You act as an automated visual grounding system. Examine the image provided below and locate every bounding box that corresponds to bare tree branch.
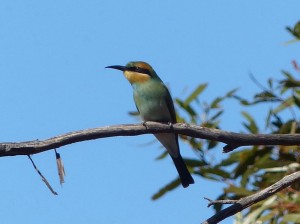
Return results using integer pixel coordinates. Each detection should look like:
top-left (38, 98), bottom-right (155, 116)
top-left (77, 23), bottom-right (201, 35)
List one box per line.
top-left (2, 122), bottom-right (300, 223)
top-left (201, 171), bottom-right (300, 224)
top-left (0, 122), bottom-right (300, 157)
top-left (204, 197), bottom-right (237, 207)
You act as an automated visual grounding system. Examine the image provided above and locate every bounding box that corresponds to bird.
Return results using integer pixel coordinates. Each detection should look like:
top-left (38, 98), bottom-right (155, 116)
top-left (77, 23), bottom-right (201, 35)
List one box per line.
top-left (106, 61), bottom-right (194, 188)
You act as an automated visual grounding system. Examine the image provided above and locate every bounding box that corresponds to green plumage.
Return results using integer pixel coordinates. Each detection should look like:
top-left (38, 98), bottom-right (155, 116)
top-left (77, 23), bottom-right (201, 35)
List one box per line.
top-left (106, 61), bottom-right (194, 188)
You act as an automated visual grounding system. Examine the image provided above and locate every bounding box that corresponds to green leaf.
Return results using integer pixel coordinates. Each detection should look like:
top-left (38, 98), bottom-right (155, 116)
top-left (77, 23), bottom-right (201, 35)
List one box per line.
top-left (241, 111), bottom-right (259, 134)
top-left (196, 167), bottom-right (230, 181)
top-left (257, 212), bottom-right (275, 222)
top-left (279, 120), bottom-right (294, 134)
top-left (234, 96), bottom-right (251, 105)
top-left (282, 79), bottom-right (300, 88)
top-left (254, 91), bottom-right (276, 100)
top-left (272, 97), bottom-right (294, 114)
top-left (243, 196), bottom-right (277, 224)
top-left (240, 166), bottom-right (254, 188)
top-left (224, 185), bottom-right (252, 196)
top-left (267, 78), bottom-right (273, 89)
top-left (284, 38), bottom-right (300, 45)
top-left (271, 113), bottom-right (283, 128)
top-left (219, 150), bottom-right (245, 166)
top-left (233, 147), bottom-right (259, 178)
top-left (293, 94), bottom-right (300, 108)
top-left (176, 113), bottom-right (186, 123)
top-left (280, 71), bottom-right (300, 88)
top-left (254, 153), bottom-right (277, 169)
top-left (203, 167), bottom-right (231, 179)
top-left (187, 137), bottom-right (203, 150)
top-left (184, 158), bottom-right (207, 167)
top-left (152, 178), bottom-right (181, 200)
top-left (265, 109), bottom-right (272, 128)
top-left (212, 193), bottom-right (228, 212)
top-left (282, 70), bottom-right (294, 79)
top-left (240, 100), bottom-right (251, 105)
top-left (210, 110), bottom-right (223, 121)
top-left (184, 83), bottom-right (207, 105)
top-left (155, 151), bottom-right (168, 160)
top-left (203, 121), bottom-right (220, 129)
top-left (225, 88), bottom-right (239, 97)
top-left (128, 111), bottom-right (139, 116)
top-left (282, 213), bottom-right (300, 222)
top-left (286, 21), bottom-right (300, 39)
top-left (210, 97), bottom-right (223, 108)
top-left (294, 21), bottom-right (300, 38)
top-left (175, 98), bottom-right (197, 117)
top-left (254, 172), bottom-right (284, 188)
top-left (279, 152), bottom-right (298, 162)
top-left (207, 140), bottom-right (218, 150)
top-left (295, 89), bottom-right (300, 95)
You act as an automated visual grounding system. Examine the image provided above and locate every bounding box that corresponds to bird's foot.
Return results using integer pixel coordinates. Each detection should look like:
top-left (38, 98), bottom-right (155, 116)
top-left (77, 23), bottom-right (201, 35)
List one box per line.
top-left (167, 122), bottom-right (174, 129)
top-left (142, 121), bottom-right (148, 129)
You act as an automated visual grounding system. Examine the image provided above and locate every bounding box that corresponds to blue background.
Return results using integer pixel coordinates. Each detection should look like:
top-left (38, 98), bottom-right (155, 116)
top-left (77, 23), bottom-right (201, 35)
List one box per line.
top-left (0, 1), bottom-right (299, 223)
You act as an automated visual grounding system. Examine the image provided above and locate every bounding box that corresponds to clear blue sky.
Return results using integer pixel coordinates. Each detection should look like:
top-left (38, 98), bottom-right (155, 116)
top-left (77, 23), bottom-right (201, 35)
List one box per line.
top-left (0, 1), bottom-right (299, 223)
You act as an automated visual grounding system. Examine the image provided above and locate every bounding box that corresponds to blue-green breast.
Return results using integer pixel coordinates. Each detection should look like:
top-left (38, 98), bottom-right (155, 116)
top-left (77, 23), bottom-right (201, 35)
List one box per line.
top-left (132, 80), bottom-right (173, 122)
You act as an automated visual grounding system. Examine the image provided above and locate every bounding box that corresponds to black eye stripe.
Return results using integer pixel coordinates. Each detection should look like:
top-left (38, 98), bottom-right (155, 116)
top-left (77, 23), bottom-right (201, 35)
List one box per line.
top-left (127, 66), bottom-right (151, 76)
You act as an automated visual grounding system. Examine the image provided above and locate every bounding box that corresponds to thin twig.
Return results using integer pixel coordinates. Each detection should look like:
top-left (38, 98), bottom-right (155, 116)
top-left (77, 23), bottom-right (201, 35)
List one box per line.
top-left (249, 72), bottom-right (270, 93)
top-left (249, 73), bottom-right (297, 121)
top-left (27, 155), bottom-right (58, 195)
top-left (204, 197), bottom-right (237, 207)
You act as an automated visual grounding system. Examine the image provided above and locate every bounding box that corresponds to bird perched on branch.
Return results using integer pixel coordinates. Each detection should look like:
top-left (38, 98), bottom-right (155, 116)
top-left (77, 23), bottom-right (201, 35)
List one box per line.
top-left (106, 61), bottom-right (194, 188)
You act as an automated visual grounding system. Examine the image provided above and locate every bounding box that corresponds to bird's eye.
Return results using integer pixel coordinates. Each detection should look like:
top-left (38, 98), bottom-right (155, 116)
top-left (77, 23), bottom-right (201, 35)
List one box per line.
top-left (129, 66), bottom-right (149, 75)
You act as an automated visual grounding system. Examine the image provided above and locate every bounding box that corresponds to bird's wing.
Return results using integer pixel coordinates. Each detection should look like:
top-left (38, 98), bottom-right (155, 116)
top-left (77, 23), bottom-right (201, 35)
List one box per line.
top-left (157, 84), bottom-right (180, 158)
top-left (162, 85), bottom-right (177, 123)
top-left (133, 92), bottom-right (140, 114)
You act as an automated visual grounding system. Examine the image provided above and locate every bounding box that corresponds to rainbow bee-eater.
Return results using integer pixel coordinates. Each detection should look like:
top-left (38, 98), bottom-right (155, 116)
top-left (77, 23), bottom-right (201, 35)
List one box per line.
top-left (106, 61), bottom-right (194, 188)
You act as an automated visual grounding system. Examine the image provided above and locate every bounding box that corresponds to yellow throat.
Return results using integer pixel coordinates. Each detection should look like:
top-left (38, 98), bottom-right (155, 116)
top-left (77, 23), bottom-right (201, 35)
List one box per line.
top-left (124, 71), bottom-right (151, 84)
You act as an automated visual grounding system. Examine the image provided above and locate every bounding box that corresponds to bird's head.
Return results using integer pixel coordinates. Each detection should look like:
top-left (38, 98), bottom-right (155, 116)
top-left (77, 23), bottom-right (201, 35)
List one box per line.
top-left (106, 61), bottom-right (159, 84)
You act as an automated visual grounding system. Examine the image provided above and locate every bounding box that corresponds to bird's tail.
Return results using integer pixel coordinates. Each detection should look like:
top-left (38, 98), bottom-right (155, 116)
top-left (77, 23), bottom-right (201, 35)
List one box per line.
top-left (171, 155), bottom-right (194, 188)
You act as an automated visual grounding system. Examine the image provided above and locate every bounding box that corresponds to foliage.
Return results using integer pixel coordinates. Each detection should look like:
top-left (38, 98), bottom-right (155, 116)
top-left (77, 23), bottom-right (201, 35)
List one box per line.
top-left (286, 21), bottom-right (300, 44)
top-left (152, 21), bottom-right (300, 223)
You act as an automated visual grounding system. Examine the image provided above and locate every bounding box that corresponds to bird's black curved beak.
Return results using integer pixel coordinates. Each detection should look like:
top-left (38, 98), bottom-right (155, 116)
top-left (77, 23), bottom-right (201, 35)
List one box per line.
top-left (105, 65), bottom-right (127, 71)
